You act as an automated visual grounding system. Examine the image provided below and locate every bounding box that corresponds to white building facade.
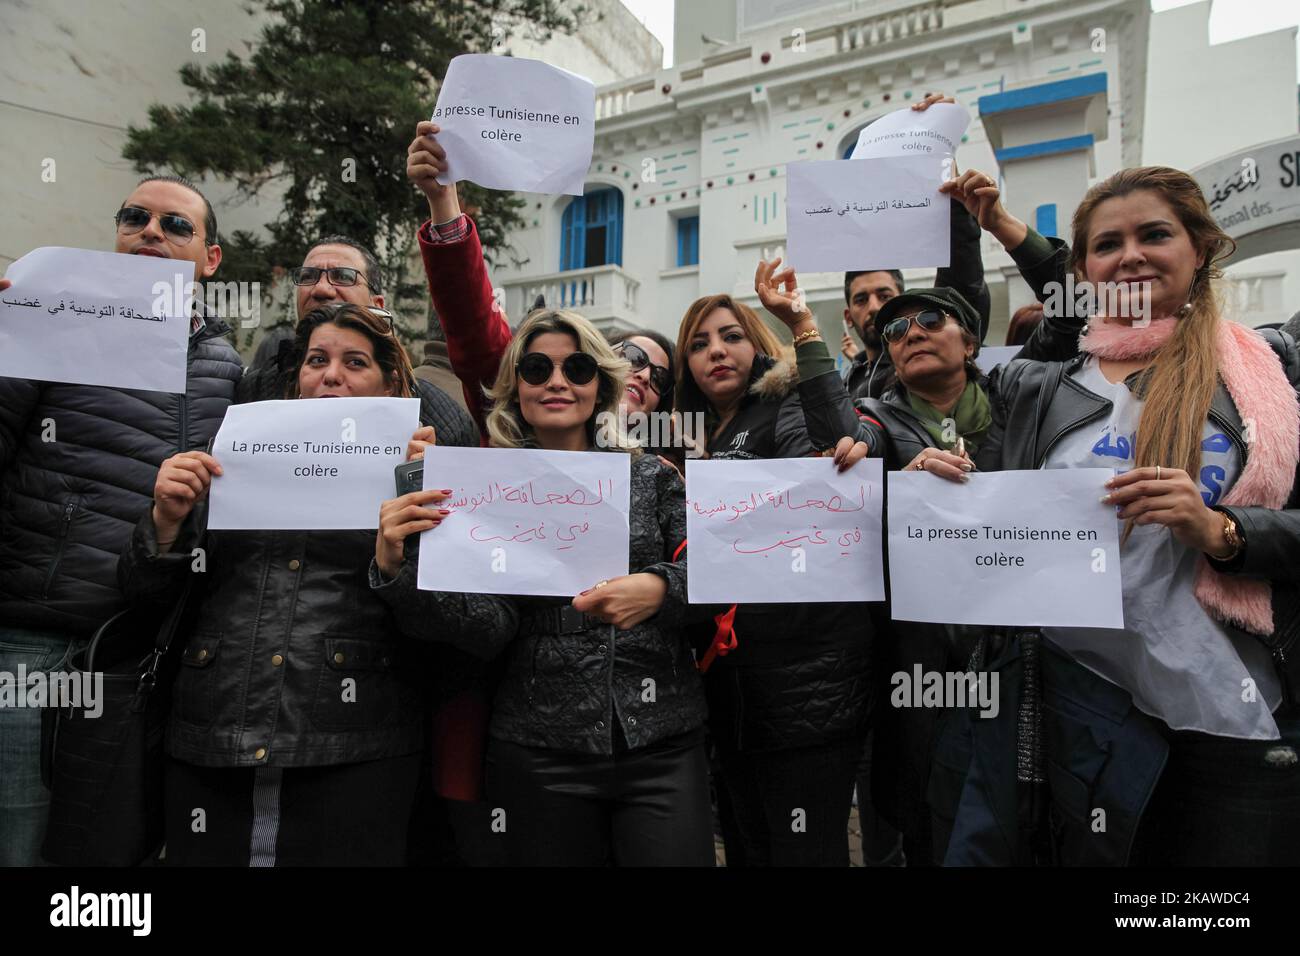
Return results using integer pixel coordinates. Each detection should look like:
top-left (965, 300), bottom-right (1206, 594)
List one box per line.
top-left (492, 0), bottom-right (1300, 345)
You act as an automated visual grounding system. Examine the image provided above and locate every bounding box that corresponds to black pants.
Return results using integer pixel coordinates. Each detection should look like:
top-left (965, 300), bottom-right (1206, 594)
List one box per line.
top-left (163, 753), bottom-right (421, 866)
top-left (1129, 713), bottom-right (1300, 866)
top-left (485, 729), bottom-right (714, 866)
top-left (715, 735), bottom-right (860, 866)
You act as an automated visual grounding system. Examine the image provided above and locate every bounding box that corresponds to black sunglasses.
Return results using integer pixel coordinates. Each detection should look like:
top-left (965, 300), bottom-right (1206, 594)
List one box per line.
top-left (517, 351), bottom-right (599, 387)
top-left (114, 206), bottom-right (205, 246)
top-left (881, 309), bottom-right (950, 344)
top-left (291, 266), bottom-right (378, 293)
top-left (616, 342), bottom-right (672, 395)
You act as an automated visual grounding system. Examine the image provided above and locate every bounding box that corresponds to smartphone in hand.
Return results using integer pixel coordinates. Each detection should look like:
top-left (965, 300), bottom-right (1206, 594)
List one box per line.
top-left (394, 460), bottom-right (424, 496)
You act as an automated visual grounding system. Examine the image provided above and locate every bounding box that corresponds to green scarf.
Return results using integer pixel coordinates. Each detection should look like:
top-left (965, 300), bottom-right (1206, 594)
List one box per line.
top-left (906, 379), bottom-right (992, 453)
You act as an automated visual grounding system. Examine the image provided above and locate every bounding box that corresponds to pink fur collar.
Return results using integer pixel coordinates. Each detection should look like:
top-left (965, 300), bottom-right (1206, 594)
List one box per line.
top-left (1080, 316), bottom-right (1299, 635)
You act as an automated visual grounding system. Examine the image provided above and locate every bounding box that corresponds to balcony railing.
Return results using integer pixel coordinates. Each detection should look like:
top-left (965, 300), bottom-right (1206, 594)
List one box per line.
top-left (502, 264), bottom-right (641, 331)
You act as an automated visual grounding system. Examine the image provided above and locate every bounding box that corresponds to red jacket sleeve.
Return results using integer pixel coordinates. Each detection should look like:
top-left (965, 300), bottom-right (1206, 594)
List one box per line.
top-left (417, 217), bottom-right (512, 444)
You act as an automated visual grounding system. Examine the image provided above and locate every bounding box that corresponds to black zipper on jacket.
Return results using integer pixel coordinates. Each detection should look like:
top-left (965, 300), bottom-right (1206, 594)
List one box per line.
top-left (42, 497), bottom-right (80, 600)
top-left (178, 380), bottom-right (190, 452)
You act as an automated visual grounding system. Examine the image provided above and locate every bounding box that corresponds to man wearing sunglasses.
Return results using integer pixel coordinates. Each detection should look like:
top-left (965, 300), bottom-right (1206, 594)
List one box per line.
top-left (0, 174), bottom-right (243, 865)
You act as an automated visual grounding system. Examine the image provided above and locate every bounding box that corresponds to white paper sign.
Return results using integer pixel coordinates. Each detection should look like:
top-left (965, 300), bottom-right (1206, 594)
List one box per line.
top-left (685, 458), bottom-right (885, 604)
top-left (787, 157), bottom-right (950, 271)
top-left (432, 54), bottom-right (595, 196)
top-left (850, 103), bottom-right (971, 162)
top-left (887, 468), bottom-right (1123, 628)
top-left (207, 398), bottom-right (420, 530)
top-left (0, 247), bottom-right (195, 393)
top-left (974, 346), bottom-right (1023, 374)
top-left (416, 447), bottom-right (630, 597)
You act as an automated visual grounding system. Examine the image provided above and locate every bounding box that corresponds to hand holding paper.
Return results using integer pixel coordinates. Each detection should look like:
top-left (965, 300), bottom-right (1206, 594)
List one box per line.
top-left (430, 54), bottom-right (595, 196)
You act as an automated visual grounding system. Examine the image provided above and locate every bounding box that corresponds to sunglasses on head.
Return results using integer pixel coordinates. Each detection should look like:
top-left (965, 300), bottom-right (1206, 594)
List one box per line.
top-left (616, 342), bottom-right (672, 395)
top-left (115, 206), bottom-right (205, 245)
top-left (881, 309), bottom-right (951, 344)
top-left (516, 351), bottom-right (599, 387)
top-left (291, 266), bottom-right (377, 292)
top-left (306, 302), bottom-right (396, 334)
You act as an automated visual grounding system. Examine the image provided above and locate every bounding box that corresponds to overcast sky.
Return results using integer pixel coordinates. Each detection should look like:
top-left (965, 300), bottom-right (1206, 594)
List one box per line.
top-left (618, 0), bottom-right (1300, 75)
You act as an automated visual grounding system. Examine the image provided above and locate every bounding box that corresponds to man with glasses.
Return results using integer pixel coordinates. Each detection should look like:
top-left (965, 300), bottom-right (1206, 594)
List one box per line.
top-left (237, 234), bottom-right (476, 449)
top-left (0, 175), bottom-right (243, 865)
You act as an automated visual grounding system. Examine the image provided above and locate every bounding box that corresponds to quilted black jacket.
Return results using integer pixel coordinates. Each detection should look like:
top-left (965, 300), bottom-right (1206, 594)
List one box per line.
top-left (702, 352), bottom-right (874, 752)
top-left (0, 317), bottom-right (242, 635)
top-left (371, 451), bottom-right (708, 755)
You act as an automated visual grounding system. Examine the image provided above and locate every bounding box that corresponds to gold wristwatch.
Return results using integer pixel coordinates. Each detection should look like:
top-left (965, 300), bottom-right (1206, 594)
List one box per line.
top-left (1214, 509), bottom-right (1243, 561)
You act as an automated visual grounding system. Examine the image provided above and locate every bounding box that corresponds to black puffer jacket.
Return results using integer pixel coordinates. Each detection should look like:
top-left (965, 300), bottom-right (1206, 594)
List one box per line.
top-left (371, 452), bottom-right (707, 756)
top-left (701, 352), bottom-right (873, 752)
top-left (0, 318), bottom-right (242, 635)
top-left (115, 388), bottom-right (474, 768)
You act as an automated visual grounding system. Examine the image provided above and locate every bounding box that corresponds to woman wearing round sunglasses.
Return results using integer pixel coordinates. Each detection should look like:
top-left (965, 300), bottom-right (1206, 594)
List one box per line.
top-left (370, 308), bottom-right (716, 866)
top-left (118, 302), bottom-right (444, 866)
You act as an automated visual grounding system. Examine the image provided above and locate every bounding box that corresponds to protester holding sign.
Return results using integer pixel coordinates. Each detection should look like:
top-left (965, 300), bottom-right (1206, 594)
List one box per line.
top-left (406, 120), bottom-right (679, 463)
top-left (672, 293), bottom-right (872, 867)
top-left (931, 166), bottom-right (1300, 866)
top-left (117, 303), bottom-right (444, 866)
top-left (0, 175), bottom-right (242, 866)
top-left (370, 308), bottom-right (715, 866)
top-left (754, 173), bottom-right (1088, 862)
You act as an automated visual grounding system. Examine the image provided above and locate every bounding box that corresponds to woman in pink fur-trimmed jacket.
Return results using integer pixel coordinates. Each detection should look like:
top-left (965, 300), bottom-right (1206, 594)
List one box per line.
top-left (929, 165), bottom-right (1300, 867)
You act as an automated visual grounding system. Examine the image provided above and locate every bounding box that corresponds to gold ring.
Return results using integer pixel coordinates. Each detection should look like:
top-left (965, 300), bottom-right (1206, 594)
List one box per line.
top-left (1156, 466), bottom-right (1162, 481)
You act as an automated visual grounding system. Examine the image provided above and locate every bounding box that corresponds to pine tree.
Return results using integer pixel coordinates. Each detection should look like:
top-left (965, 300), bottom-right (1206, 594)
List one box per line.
top-left (123, 0), bottom-right (588, 341)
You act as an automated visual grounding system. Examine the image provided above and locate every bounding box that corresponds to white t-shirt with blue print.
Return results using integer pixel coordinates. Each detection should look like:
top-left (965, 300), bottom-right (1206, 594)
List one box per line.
top-left (1041, 357), bottom-right (1280, 740)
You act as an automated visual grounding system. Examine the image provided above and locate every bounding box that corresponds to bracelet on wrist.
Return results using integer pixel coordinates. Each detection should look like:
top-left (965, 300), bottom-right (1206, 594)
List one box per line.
top-left (792, 328), bottom-right (822, 347)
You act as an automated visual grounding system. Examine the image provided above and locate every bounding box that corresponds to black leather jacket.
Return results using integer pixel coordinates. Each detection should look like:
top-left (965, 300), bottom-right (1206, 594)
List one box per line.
top-left (979, 337), bottom-right (1300, 663)
top-left (116, 390), bottom-right (477, 769)
top-left (370, 452), bottom-right (708, 756)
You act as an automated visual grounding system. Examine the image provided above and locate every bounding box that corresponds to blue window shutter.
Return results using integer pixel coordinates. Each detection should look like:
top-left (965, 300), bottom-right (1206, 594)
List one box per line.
top-left (1035, 202), bottom-right (1058, 239)
top-left (676, 216), bottom-right (699, 267)
top-left (561, 197), bottom-right (585, 271)
top-left (604, 189), bottom-right (623, 266)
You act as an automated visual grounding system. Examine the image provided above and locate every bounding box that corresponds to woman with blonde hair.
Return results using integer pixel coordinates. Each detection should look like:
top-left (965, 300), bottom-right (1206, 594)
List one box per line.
top-left (929, 166), bottom-right (1300, 865)
top-left (370, 308), bottom-right (717, 866)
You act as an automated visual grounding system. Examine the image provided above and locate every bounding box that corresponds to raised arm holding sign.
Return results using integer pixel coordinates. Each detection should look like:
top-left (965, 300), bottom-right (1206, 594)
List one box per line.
top-left (431, 54), bottom-right (595, 196)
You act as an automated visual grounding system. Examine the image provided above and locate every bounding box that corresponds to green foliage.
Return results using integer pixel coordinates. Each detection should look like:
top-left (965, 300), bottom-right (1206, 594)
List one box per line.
top-left (123, 0), bottom-right (585, 342)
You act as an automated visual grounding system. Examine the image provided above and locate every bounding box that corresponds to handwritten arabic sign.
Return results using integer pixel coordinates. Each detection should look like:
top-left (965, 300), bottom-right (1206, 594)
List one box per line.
top-left (207, 398), bottom-right (419, 530)
top-left (850, 103), bottom-right (971, 161)
top-left (432, 54), bottom-right (595, 197)
top-left (0, 247), bottom-right (194, 392)
top-left (887, 469), bottom-right (1123, 628)
top-left (416, 446), bottom-right (630, 597)
top-left (685, 458), bottom-right (885, 604)
top-left (786, 157), bottom-right (950, 271)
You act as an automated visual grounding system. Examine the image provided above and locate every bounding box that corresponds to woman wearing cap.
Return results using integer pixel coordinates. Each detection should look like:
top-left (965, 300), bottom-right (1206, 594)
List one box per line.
top-left (912, 166), bottom-right (1300, 865)
top-left (118, 303), bottom-right (456, 866)
top-left (370, 308), bottom-right (719, 866)
top-left (754, 170), bottom-right (1086, 865)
